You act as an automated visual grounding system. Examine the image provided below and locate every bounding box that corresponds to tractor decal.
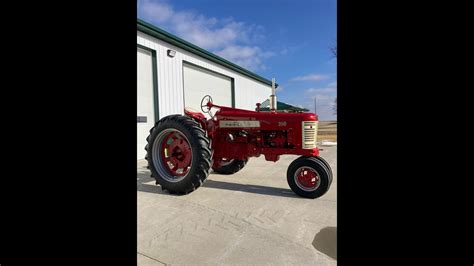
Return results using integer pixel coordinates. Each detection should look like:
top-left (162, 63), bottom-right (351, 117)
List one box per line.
top-left (219, 120), bottom-right (261, 128)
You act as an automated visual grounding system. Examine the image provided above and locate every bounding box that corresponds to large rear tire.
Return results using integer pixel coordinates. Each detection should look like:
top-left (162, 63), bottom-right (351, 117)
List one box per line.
top-left (146, 115), bottom-right (211, 194)
top-left (287, 156), bottom-right (332, 199)
top-left (212, 158), bottom-right (248, 175)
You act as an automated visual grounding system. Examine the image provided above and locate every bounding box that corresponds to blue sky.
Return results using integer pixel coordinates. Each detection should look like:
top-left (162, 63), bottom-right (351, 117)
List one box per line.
top-left (138, 0), bottom-right (337, 120)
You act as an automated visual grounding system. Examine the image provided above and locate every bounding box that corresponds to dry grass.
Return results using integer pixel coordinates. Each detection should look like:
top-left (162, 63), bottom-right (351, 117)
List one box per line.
top-left (317, 134), bottom-right (337, 142)
top-left (318, 121), bottom-right (337, 142)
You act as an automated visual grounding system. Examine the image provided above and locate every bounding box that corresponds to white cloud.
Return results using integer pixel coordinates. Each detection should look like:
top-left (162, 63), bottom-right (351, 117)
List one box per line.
top-left (299, 82), bottom-right (337, 120)
top-left (215, 45), bottom-right (275, 70)
top-left (310, 94), bottom-right (333, 101)
top-left (305, 94), bottom-right (337, 121)
top-left (305, 87), bottom-right (336, 94)
top-left (276, 81), bottom-right (337, 120)
top-left (138, 0), bottom-right (273, 70)
top-left (140, 0), bottom-right (173, 23)
top-left (291, 74), bottom-right (329, 81)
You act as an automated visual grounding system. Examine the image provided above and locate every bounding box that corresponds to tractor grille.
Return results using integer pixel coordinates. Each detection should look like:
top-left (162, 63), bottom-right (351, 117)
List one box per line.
top-left (302, 121), bottom-right (318, 149)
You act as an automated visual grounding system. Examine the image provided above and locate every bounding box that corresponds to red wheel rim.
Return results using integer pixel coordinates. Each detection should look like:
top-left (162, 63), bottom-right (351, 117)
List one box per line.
top-left (159, 130), bottom-right (193, 177)
top-left (294, 167), bottom-right (320, 191)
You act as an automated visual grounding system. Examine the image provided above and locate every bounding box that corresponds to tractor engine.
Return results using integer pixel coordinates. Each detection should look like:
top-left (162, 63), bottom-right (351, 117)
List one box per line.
top-left (208, 109), bottom-right (319, 162)
top-left (219, 130), bottom-right (289, 148)
top-left (263, 131), bottom-right (288, 148)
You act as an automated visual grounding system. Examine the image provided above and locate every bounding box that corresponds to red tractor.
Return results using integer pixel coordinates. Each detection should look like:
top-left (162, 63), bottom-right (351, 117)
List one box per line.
top-left (145, 84), bottom-right (333, 199)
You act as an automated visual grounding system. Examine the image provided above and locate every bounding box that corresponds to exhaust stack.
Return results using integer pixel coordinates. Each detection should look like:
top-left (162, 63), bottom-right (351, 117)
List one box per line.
top-left (270, 78), bottom-right (277, 112)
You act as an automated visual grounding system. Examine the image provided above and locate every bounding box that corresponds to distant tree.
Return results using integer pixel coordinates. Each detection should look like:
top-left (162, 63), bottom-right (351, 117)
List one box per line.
top-left (330, 42), bottom-right (337, 58)
top-left (333, 97), bottom-right (337, 115)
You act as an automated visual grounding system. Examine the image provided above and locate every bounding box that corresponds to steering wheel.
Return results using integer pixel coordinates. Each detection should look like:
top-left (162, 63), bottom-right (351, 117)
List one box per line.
top-left (200, 95), bottom-right (214, 116)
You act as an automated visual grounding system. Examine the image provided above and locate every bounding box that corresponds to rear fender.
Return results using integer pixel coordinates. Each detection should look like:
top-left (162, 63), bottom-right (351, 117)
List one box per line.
top-left (184, 107), bottom-right (207, 130)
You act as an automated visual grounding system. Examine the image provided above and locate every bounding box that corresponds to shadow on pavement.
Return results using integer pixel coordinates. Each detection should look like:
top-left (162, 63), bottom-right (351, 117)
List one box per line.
top-left (137, 171), bottom-right (170, 195)
top-left (202, 179), bottom-right (299, 198)
top-left (137, 170), bottom-right (299, 198)
top-left (312, 226), bottom-right (337, 260)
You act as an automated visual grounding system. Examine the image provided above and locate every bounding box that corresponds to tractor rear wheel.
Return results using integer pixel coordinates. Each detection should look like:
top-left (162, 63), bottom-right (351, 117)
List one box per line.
top-left (145, 115), bottom-right (212, 194)
top-left (212, 158), bottom-right (248, 175)
top-left (287, 156), bottom-right (332, 199)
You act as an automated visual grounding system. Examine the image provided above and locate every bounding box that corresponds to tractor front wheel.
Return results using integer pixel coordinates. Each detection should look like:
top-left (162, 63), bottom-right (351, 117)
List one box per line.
top-left (212, 158), bottom-right (248, 175)
top-left (287, 156), bottom-right (332, 199)
top-left (146, 115), bottom-right (212, 194)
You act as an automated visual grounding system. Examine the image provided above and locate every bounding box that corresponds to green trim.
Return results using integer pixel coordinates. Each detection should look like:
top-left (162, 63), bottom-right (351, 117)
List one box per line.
top-left (259, 99), bottom-right (309, 112)
top-left (231, 81), bottom-right (235, 108)
top-left (137, 44), bottom-right (160, 122)
top-left (182, 61), bottom-right (235, 108)
top-left (137, 19), bottom-right (276, 88)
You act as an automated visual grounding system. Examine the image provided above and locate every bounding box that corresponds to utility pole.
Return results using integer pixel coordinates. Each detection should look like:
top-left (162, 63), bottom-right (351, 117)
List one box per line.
top-left (314, 97), bottom-right (317, 114)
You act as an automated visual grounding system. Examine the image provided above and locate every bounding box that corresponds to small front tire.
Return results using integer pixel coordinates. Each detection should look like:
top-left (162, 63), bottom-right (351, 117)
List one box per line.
top-left (287, 156), bottom-right (332, 199)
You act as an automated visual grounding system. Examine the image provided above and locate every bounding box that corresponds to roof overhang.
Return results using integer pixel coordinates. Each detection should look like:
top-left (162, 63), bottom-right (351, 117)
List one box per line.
top-left (137, 19), bottom-right (277, 87)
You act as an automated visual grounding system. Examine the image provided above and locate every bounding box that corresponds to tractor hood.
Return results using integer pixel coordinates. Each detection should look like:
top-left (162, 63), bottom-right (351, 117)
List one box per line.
top-left (215, 107), bottom-right (317, 131)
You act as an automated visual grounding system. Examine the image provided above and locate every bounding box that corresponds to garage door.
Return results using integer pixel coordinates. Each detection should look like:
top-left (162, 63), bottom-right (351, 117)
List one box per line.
top-left (183, 62), bottom-right (232, 118)
top-left (137, 47), bottom-right (156, 160)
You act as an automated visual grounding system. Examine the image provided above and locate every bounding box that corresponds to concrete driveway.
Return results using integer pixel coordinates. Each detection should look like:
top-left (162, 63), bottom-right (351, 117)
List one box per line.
top-left (137, 145), bottom-right (337, 265)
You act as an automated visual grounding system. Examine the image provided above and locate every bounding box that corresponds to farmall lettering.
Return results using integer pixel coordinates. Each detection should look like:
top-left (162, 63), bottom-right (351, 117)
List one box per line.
top-left (219, 120), bottom-right (260, 128)
top-left (146, 87), bottom-right (333, 199)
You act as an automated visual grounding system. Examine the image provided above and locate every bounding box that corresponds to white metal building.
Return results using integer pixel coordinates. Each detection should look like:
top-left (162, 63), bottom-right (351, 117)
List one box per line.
top-left (137, 19), bottom-right (274, 159)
